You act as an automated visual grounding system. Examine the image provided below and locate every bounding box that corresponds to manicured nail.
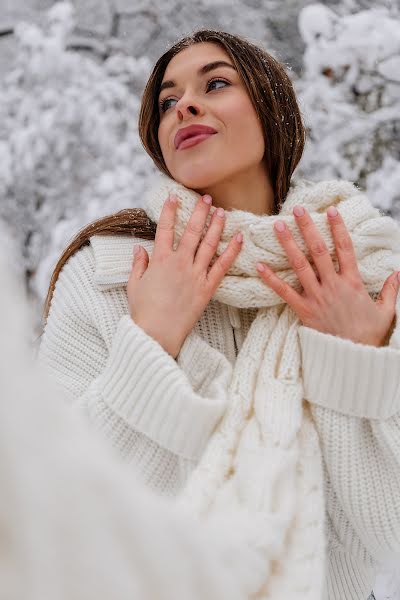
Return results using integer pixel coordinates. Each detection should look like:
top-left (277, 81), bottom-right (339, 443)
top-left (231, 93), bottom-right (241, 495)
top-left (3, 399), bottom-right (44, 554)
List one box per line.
top-left (169, 193), bottom-right (178, 203)
top-left (216, 207), bottom-right (225, 218)
top-left (133, 245), bottom-right (141, 256)
top-left (236, 232), bottom-right (243, 243)
top-left (327, 206), bottom-right (338, 218)
top-left (274, 220), bottom-right (285, 232)
top-left (256, 262), bottom-right (265, 272)
top-left (293, 205), bottom-right (305, 217)
top-left (202, 194), bottom-right (212, 204)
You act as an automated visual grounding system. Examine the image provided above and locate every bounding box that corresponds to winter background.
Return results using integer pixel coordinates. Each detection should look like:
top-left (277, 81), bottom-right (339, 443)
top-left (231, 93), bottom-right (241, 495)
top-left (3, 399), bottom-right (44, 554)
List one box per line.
top-left (0, 0), bottom-right (399, 598)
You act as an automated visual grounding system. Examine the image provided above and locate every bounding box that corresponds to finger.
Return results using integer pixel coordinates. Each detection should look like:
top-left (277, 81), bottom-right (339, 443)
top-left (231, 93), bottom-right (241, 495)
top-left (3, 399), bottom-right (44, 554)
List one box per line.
top-left (206, 230), bottom-right (243, 293)
top-left (153, 194), bottom-right (179, 259)
top-left (177, 194), bottom-right (213, 257)
top-left (273, 218), bottom-right (320, 297)
top-left (292, 206), bottom-right (337, 283)
top-left (376, 271), bottom-right (400, 312)
top-left (194, 206), bottom-right (226, 268)
top-left (326, 206), bottom-right (361, 279)
top-left (256, 262), bottom-right (309, 316)
top-left (130, 245), bottom-right (149, 280)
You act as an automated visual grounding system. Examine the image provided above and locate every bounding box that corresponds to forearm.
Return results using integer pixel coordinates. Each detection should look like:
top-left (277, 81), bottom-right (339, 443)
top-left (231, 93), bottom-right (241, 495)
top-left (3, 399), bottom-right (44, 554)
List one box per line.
top-left (299, 326), bottom-right (400, 419)
top-left (300, 326), bottom-right (400, 561)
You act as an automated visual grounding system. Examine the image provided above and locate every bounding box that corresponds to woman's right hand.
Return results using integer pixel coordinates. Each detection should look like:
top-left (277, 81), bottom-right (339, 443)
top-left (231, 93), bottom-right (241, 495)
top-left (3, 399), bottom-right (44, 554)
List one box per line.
top-left (128, 193), bottom-right (243, 359)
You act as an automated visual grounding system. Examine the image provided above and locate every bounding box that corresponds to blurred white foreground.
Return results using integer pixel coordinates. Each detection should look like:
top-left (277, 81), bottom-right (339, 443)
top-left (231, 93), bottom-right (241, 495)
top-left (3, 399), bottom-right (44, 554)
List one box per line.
top-left (0, 250), bottom-right (263, 599)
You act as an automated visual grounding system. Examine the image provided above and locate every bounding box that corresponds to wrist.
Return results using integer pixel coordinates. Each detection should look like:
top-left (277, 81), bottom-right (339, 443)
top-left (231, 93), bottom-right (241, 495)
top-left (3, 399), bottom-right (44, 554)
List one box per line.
top-left (130, 315), bottom-right (182, 358)
top-left (308, 323), bottom-right (384, 348)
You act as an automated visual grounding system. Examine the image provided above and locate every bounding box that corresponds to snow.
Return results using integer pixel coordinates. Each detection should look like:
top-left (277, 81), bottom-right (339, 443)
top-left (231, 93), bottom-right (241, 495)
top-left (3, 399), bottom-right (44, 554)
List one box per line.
top-left (298, 4), bottom-right (338, 44)
top-left (367, 156), bottom-right (400, 214)
top-left (0, 3), bottom-right (156, 293)
top-left (295, 3), bottom-right (400, 222)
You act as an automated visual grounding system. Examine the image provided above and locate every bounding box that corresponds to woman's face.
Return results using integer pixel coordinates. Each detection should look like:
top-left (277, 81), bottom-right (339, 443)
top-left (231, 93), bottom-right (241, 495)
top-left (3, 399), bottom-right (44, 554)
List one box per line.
top-left (157, 42), bottom-right (266, 190)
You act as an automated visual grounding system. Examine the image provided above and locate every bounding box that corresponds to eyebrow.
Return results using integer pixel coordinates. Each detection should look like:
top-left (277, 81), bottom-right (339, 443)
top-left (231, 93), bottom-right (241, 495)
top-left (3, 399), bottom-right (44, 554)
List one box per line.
top-left (159, 61), bottom-right (237, 96)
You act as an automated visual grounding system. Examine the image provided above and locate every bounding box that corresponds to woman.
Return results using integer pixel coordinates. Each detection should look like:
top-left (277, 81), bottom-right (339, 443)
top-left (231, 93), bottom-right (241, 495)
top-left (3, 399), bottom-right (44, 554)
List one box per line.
top-left (39, 30), bottom-right (400, 600)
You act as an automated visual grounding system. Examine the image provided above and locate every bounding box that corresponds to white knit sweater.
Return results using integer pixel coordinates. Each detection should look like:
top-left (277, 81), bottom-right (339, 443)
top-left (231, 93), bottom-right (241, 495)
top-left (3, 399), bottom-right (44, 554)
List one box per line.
top-left (39, 208), bottom-right (400, 600)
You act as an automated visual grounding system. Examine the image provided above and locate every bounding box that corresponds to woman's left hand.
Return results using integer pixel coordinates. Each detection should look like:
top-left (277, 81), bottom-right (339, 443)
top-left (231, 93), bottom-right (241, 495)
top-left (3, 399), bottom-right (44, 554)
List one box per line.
top-left (256, 205), bottom-right (400, 347)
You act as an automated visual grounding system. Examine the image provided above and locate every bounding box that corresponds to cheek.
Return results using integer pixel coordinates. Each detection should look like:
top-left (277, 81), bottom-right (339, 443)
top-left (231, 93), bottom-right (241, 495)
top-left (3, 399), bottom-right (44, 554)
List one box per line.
top-left (158, 120), bottom-right (180, 175)
top-left (158, 122), bottom-right (168, 155)
top-left (225, 98), bottom-right (264, 155)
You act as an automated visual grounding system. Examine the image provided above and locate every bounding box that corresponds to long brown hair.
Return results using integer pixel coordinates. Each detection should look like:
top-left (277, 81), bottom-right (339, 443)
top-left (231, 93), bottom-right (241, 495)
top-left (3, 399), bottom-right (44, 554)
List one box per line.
top-left (42, 29), bottom-right (306, 323)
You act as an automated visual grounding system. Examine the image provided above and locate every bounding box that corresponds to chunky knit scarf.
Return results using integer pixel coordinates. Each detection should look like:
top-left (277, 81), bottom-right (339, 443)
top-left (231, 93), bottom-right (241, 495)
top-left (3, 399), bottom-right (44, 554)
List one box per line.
top-left (144, 174), bottom-right (400, 600)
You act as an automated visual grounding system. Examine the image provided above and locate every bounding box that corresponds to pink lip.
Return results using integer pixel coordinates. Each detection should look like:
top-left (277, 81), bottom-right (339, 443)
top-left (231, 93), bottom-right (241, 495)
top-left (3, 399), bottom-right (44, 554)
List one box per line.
top-left (177, 133), bottom-right (216, 150)
top-left (174, 124), bottom-right (217, 149)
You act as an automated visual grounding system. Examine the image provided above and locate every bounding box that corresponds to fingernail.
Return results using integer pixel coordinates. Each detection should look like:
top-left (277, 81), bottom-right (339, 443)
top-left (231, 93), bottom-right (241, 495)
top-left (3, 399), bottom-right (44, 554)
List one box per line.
top-left (133, 245), bottom-right (141, 256)
top-left (216, 207), bottom-right (225, 218)
top-left (327, 206), bottom-right (338, 218)
top-left (236, 232), bottom-right (243, 243)
top-left (256, 262), bottom-right (265, 272)
top-left (169, 194), bottom-right (178, 203)
top-left (202, 194), bottom-right (212, 204)
top-left (274, 220), bottom-right (285, 232)
top-left (293, 205), bottom-right (305, 217)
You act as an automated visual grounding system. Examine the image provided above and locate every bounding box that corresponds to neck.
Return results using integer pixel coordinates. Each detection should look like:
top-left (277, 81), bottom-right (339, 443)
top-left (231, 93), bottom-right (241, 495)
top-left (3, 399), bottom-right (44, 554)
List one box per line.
top-left (196, 164), bottom-right (275, 216)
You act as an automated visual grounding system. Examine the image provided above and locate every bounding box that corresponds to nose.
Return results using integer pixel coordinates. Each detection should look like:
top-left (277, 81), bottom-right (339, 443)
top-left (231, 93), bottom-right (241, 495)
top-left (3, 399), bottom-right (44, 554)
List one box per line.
top-left (176, 92), bottom-right (205, 121)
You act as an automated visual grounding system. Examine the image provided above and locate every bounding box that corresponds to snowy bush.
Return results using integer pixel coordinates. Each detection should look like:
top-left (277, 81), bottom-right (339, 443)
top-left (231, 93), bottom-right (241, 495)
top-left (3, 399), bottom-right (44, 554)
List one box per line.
top-left (0, 2), bottom-right (154, 299)
top-left (295, 3), bottom-right (400, 215)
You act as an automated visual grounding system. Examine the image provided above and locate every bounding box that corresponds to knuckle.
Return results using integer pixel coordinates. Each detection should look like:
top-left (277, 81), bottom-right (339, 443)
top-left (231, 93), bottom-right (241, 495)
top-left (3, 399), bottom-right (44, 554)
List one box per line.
top-left (336, 235), bottom-right (353, 252)
top-left (218, 246), bottom-right (237, 271)
top-left (350, 276), bottom-right (364, 291)
top-left (186, 221), bottom-right (204, 236)
top-left (210, 217), bottom-right (224, 236)
top-left (310, 240), bottom-right (328, 256)
top-left (154, 246), bottom-right (169, 261)
top-left (276, 281), bottom-right (290, 298)
top-left (279, 228), bottom-right (291, 241)
top-left (259, 265), bottom-right (271, 279)
top-left (202, 235), bottom-right (218, 252)
top-left (210, 260), bottom-right (225, 281)
top-left (300, 213), bottom-right (313, 228)
top-left (218, 252), bottom-right (231, 272)
top-left (300, 217), bottom-right (313, 231)
top-left (262, 269), bottom-right (274, 284)
top-left (292, 255), bottom-right (308, 272)
top-left (157, 218), bottom-right (173, 232)
top-left (133, 255), bottom-right (144, 267)
top-left (162, 198), bottom-right (172, 211)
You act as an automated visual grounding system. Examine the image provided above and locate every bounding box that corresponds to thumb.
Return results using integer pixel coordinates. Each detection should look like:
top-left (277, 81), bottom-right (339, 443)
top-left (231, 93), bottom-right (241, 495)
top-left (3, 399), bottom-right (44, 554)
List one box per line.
top-left (131, 245), bottom-right (149, 279)
top-left (376, 271), bottom-right (400, 312)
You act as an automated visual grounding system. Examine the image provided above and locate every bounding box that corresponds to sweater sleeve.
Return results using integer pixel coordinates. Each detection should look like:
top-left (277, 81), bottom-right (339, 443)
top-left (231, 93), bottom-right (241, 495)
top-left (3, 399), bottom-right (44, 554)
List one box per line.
top-left (38, 245), bottom-right (232, 495)
top-left (299, 325), bottom-right (400, 564)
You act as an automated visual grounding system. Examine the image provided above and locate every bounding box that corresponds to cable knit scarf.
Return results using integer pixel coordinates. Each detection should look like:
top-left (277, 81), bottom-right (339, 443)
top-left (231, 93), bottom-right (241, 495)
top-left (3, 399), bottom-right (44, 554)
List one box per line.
top-left (144, 174), bottom-right (400, 600)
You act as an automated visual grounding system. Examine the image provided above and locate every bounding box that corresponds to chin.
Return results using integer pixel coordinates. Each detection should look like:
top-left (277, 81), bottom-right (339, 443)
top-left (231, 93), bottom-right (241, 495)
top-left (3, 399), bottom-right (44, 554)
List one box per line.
top-left (170, 166), bottom-right (222, 192)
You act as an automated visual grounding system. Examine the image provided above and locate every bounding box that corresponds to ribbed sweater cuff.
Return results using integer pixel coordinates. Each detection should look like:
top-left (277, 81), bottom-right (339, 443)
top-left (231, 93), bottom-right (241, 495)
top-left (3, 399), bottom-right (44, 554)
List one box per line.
top-left (98, 315), bottom-right (226, 461)
top-left (326, 549), bottom-right (374, 600)
top-left (299, 326), bottom-right (400, 420)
